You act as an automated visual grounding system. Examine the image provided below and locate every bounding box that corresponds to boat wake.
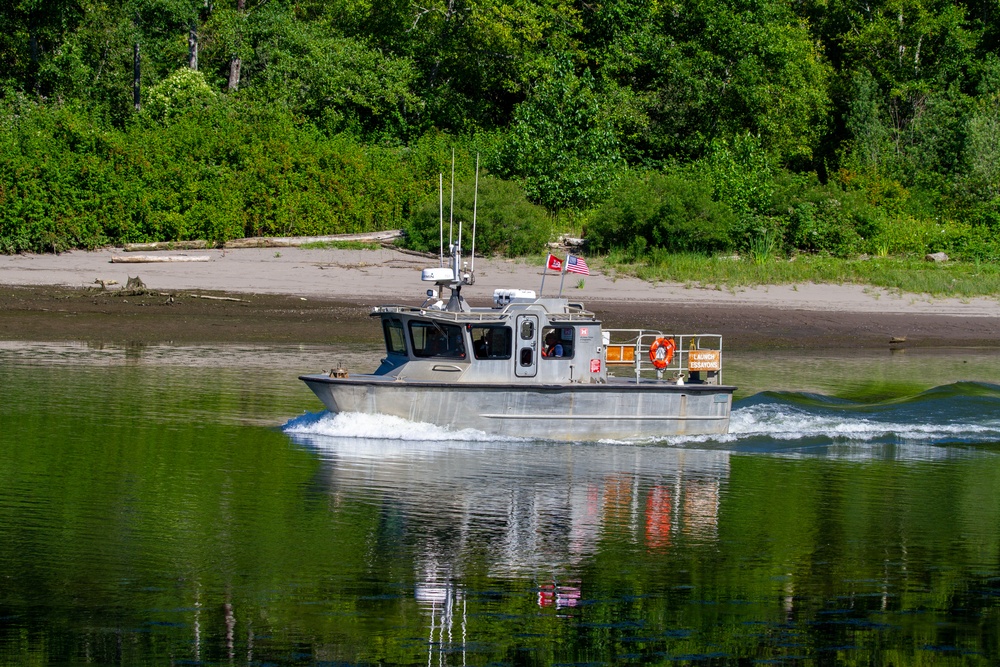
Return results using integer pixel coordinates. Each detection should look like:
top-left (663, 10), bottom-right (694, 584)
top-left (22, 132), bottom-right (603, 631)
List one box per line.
top-left (717, 381), bottom-right (1000, 452)
top-left (284, 383), bottom-right (1000, 455)
top-left (283, 411), bottom-right (523, 443)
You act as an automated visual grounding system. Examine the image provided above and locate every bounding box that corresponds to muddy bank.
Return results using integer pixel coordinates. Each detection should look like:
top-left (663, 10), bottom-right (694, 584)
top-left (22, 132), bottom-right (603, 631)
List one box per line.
top-left (2, 284), bottom-right (998, 349)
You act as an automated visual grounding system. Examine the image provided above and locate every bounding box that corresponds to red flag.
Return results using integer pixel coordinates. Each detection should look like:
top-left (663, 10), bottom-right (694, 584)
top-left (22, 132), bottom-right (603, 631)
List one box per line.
top-left (546, 254), bottom-right (563, 271)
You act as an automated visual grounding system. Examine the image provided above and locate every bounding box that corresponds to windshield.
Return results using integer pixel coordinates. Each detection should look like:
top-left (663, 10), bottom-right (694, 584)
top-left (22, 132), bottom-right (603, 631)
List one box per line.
top-left (409, 321), bottom-right (467, 359)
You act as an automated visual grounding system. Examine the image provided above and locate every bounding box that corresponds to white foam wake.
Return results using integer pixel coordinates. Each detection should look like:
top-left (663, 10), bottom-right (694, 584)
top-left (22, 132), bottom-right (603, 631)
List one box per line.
top-left (282, 403), bottom-right (1000, 452)
top-left (725, 403), bottom-right (1000, 444)
top-left (283, 411), bottom-right (522, 442)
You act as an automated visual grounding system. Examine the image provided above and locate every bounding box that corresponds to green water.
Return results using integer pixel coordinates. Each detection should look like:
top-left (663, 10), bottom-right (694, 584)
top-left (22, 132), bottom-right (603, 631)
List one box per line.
top-left (2, 342), bottom-right (1000, 665)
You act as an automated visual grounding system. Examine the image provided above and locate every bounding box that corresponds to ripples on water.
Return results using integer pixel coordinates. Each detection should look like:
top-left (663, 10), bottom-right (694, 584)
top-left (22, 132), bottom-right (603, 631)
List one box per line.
top-left (729, 381), bottom-right (1000, 454)
top-left (3, 342), bottom-right (1000, 665)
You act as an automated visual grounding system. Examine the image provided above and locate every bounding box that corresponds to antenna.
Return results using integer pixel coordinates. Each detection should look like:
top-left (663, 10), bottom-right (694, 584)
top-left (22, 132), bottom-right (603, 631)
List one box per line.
top-left (438, 173), bottom-right (444, 267)
top-left (457, 217), bottom-right (464, 286)
top-left (449, 148), bottom-right (455, 250)
top-left (470, 153), bottom-right (479, 275)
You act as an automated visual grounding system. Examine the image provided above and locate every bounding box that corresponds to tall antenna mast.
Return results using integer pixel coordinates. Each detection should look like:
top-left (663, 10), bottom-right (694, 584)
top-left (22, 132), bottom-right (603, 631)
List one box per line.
top-left (470, 153), bottom-right (479, 275)
top-left (449, 148), bottom-right (455, 250)
top-left (438, 173), bottom-right (444, 267)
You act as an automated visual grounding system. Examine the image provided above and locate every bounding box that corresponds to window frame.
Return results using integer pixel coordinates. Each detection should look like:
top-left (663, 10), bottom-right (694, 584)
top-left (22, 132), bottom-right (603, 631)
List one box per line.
top-left (541, 326), bottom-right (575, 360)
top-left (382, 318), bottom-right (408, 356)
top-left (408, 320), bottom-right (467, 359)
top-left (470, 325), bottom-right (513, 360)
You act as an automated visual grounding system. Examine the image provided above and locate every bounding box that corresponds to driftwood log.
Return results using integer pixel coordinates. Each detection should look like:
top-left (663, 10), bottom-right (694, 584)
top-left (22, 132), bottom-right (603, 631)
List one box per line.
top-left (123, 230), bottom-right (404, 252)
top-left (111, 255), bottom-right (212, 263)
top-left (223, 230), bottom-right (404, 249)
top-left (189, 294), bottom-right (247, 302)
top-left (123, 240), bottom-right (211, 251)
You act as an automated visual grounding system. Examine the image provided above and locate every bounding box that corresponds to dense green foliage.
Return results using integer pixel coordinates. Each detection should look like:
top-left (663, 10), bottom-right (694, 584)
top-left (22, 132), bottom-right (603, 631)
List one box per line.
top-left (1, 0), bottom-right (999, 262)
top-left (406, 175), bottom-right (553, 256)
top-left (587, 171), bottom-right (737, 255)
top-left (0, 96), bottom-right (447, 251)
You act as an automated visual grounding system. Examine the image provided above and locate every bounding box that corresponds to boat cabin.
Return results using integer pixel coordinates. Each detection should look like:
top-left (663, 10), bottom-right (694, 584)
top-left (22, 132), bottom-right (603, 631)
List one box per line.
top-left (369, 292), bottom-right (607, 385)
top-left (357, 256), bottom-right (724, 388)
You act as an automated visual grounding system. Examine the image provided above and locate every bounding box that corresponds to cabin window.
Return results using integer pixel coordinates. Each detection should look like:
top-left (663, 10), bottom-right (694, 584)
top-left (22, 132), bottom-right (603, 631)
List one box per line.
top-left (471, 326), bottom-right (512, 360)
top-left (519, 319), bottom-right (535, 340)
top-left (409, 321), bottom-right (467, 359)
top-left (382, 318), bottom-right (407, 356)
top-left (541, 326), bottom-right (574, 359)
top-left (519, 348), bottom-right (534, 367)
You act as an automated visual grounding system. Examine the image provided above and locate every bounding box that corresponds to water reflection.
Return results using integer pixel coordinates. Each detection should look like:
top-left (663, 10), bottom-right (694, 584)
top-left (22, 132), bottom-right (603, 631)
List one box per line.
top-left (3, 343), bottom-right (1000, 665)
top-left (288, 430), bottom-right (736, 663)
top-left (281, 400), bottom-right (1000, 664)
top-left (293, 432), bottom-right (730, 569)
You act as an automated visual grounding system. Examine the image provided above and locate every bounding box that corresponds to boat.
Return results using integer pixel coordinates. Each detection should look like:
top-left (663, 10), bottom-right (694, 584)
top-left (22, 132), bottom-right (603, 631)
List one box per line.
top-left (300, 243), bottom-right (736, 441)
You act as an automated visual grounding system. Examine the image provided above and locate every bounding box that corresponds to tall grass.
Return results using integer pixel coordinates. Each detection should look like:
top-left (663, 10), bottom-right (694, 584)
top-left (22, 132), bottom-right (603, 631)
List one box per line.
top-left (748, 229), bottom-right (779, 265)
top-left (601, 253), bottom-right (1000, 298)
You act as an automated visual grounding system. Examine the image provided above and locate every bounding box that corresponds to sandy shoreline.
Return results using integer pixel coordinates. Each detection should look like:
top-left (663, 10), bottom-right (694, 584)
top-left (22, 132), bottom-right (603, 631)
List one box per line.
top-left (1, 247), bottom-right (999, 348)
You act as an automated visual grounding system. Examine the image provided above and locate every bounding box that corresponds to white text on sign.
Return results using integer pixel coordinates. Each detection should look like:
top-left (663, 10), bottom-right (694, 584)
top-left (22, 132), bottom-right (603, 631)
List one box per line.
top-left (688, 350), bottom-right (721, 371)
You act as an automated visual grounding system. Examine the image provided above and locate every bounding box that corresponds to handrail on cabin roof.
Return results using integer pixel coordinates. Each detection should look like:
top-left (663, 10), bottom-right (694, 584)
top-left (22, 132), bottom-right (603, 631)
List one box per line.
top-left (371, 304), bottom-right (597, 322)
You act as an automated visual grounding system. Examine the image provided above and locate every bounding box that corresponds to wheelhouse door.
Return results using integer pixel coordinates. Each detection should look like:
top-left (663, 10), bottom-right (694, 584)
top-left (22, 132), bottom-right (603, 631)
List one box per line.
top-left (515, 314), bottom-right (538, 377)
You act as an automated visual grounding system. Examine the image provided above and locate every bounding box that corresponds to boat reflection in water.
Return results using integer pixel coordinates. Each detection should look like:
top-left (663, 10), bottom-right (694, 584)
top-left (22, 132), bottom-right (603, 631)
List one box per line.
top-left (287, 414), bottom-right (729, 656)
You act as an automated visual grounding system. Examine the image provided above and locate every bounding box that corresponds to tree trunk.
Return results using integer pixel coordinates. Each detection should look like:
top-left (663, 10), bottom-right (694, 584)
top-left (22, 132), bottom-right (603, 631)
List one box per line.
top-left (188, 21), bottom-right (198, 70)
top-left (227, 57), bottom-right (241, 91)
top-left (133, 42), bottom-right (141, 111)
top-left (226, 0), bottom-right (245, 91)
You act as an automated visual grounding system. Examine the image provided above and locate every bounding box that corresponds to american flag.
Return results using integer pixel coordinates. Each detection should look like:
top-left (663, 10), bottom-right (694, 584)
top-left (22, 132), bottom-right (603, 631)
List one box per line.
top-left (565, 255), bottom-right (590, 275)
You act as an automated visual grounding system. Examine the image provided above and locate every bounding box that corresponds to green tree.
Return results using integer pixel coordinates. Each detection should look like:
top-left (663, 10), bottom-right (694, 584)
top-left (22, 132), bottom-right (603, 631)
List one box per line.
top-left (335, 0), bottom-right (584, 132)
top-left (141, 67), bottom-right (216, 123)
top-left (600, 0), bottom-right (832, 167)
top-left (835, 0), bottom-right (979, 165)
top-left (964, 94), bottom-right (1000, 201)
top-left (499, 59), bottom-right (621, 210)
top-left (204, 2), bottom-right (419, 139)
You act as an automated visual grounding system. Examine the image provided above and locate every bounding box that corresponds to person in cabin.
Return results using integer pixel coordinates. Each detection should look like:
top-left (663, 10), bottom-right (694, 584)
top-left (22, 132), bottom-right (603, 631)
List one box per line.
top-left (543, 331), bottom-right (563, 358)
top-left (474, 329), bottom-right (494, 359)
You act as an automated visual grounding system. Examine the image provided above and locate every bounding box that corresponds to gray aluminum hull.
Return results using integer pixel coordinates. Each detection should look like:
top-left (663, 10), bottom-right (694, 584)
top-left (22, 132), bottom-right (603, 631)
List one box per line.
top-left (300, 374), bottom-right (734, 441)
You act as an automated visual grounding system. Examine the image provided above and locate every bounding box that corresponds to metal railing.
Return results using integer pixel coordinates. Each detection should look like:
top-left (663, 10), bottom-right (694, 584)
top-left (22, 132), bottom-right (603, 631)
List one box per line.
top-left (372, 303), bottom-right (596, 323)
top-left (603, 329), bottom-right (724, 384)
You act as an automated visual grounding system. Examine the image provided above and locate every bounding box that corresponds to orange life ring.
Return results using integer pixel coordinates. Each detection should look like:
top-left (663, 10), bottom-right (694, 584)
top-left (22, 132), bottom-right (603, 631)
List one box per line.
top-left (649, 337), bottom-right (676, 370)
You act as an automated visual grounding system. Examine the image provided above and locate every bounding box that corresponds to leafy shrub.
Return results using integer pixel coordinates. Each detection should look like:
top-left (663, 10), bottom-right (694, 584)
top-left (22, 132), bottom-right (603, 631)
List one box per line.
top-left (785, 200), bottom-right (863, 256)
top-left (697, 135), bottom-right (776, 220)
top-left (866, 215), bottom-right (941, 256)
top-left (588, 171), bottom-right (736, 255)
top-left (768, 171), bottom-right (878, 257)
top-left (404, 176), bottom-right (551, 257)
top-left (141, 69), bottom-right (219, 124)
top-left (929, 220), bottom-right (1000, 262)
top-left (0, 102), bottom-right (119, 252)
